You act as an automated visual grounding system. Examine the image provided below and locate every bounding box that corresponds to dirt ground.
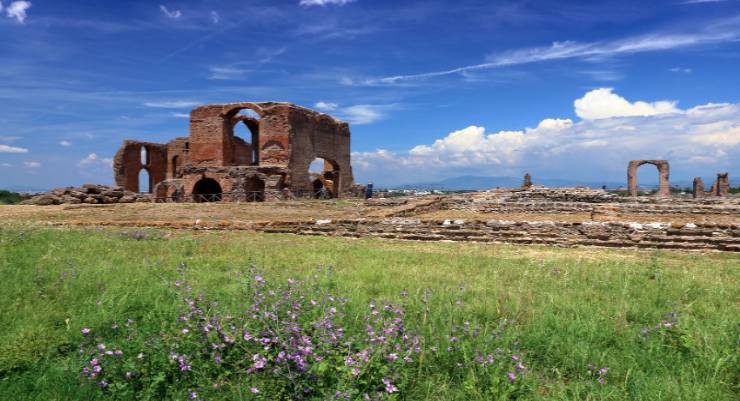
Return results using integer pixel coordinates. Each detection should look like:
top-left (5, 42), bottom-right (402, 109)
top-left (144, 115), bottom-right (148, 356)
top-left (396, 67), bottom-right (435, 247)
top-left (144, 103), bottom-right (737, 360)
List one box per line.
top-left (1, 198), bottom-right (737, 228)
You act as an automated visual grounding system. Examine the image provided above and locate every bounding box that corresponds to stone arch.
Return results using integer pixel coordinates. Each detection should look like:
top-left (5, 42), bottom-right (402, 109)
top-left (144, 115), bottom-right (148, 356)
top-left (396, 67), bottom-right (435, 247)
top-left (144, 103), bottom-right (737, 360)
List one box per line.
top-left (308, 157), bottom-right (340, 198)
top-left (192, 178), bottom-right (223, 202)
top-left (627, 160), bottom-right (670, 197)
top-left (227, 108), bottom-right (261, 166)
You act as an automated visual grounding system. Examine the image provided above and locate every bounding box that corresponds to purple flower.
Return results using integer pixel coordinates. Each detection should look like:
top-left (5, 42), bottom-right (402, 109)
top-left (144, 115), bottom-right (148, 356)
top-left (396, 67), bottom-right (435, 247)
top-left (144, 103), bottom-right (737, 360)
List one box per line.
top-left (382, 378), bottom-right (398, 393)
top-left (250, 387), bottom-right (259, 394)
top-left (507, 372), bottom-right (517, 382)
top-left (511, 355), bottom-right (519, 362)
top-left (351, 368), bottom-right (360, 376)
top-left (81, 328), bottom-right (91, 335)
top-left (189, 391), bottom-right (198, 399)
top-left (255, 275), bottom-right (265, 284)
top-left (98, 380), bottom-right (108, 388)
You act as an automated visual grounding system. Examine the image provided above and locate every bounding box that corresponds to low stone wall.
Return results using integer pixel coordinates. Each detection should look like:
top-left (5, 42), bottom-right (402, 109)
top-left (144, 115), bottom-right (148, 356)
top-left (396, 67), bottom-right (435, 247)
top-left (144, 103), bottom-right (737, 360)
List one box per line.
top-left (22, 185), bottom-right (151, 205)
top-left (257, 218), bottom-right (739, 252)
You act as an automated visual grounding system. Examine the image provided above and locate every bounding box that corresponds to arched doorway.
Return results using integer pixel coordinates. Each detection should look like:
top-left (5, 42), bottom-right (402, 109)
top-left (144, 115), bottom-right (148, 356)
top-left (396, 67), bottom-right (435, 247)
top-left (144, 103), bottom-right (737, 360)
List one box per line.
top-left (627, 160), bottom-right (670, 197)
top-left (171, 155), bottom-right (179, 179)
top-left (244, 176), bottom-right (265, 202)
top-left (139, 169), bottom-right (151, 193)
top-left (309, 157), bottom-right (340, 198)
top-left (192, 178), bottom-right (223, 202)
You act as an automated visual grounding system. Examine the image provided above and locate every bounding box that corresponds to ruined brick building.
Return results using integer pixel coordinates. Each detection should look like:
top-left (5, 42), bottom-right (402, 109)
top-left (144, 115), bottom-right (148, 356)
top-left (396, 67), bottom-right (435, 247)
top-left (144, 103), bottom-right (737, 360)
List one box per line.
top-left (113, 102), bottom-right (355, 202)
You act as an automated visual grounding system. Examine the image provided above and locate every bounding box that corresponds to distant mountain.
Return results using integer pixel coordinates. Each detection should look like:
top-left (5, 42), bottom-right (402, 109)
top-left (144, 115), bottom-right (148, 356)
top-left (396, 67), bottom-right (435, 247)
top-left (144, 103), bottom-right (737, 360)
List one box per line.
top-left (389, 175), bottom-right (627, 191)
top-left (1, 184), bottom-right (50, 194)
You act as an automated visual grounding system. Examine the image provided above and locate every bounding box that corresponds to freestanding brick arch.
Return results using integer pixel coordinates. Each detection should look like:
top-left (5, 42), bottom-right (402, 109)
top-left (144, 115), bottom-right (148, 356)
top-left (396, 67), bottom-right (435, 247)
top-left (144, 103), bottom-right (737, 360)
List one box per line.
top-left (628, 160), bottom-right (670, 197)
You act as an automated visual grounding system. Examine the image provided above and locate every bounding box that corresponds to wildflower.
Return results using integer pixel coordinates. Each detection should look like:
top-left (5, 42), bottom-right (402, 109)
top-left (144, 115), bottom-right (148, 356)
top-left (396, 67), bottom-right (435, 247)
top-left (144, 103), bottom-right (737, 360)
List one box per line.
top-left (251, 387), bottom-right (259, 394)
top-left (189, 391), bottom-right (198, 399)
top-left (182, 328), bottom-right (190, 334)
top-left (515, 362), bottom-right (526, 372)
top-left (99, 380), bottom-right (108, 388)
top-left (511, 355), bottom-right (519, 362)
top-left (382, 378), bottom-right (398, 393)
top-left (97, 343), bottom-right (106, 350)
top-left (351, 368), bottom-right (361, 376)
top-left (81, 328), bottom-right (91, 335)
top-left (111, 322), bottom-right (118, 330)
top-left (255, 275), bottom-right (265, 284)
top-left (137, 352), bottom-right (144, 359)
top-left (386, 353), bottom-right (398, 362)
top-left (507, 372), bottom-right (517, 382)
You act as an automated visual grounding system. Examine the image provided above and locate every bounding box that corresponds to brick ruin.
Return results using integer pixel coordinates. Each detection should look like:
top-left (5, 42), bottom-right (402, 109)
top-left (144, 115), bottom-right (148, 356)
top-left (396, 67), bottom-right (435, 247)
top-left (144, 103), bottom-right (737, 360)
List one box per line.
top-left (627, 160), bottom-right (730, 199)
top-left (627, 160), bottom-right (671, 197)
top-left (113, 102), bottom-right (355, 202)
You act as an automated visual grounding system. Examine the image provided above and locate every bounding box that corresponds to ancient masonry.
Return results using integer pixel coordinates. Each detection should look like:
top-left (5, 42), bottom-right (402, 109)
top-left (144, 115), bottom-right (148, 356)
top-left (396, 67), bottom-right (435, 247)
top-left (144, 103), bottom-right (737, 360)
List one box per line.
top-left (627, 160), bottom-right (730, 198)
top-left (113, 102), bottom-right (356, 202)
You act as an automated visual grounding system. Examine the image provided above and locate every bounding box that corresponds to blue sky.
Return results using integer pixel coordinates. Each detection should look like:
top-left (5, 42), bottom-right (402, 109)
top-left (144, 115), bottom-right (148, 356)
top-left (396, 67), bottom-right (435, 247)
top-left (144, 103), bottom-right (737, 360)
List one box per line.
top-left (0, 0), bottom-right (739, 189)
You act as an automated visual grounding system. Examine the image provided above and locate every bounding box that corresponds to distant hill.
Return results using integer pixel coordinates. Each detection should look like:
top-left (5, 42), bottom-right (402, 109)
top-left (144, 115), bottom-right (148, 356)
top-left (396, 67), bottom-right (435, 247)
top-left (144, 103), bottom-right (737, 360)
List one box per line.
top-left (389, 175), bottom-right (625, 191)
top-left (0, 189), bottom-right (30, 204)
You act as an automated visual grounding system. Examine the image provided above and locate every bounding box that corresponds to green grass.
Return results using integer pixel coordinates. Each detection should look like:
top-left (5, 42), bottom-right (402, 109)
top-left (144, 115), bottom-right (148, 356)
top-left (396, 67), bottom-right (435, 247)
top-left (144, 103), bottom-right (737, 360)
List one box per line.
top-left (0, 226), bottom-right (738, 400)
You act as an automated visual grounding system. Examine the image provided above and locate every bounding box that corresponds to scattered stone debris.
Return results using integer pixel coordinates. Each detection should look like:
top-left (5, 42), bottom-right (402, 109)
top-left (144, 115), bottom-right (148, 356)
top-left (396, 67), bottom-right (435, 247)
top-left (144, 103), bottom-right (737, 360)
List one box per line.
top-left (21, 184), bottom-right (151, 206)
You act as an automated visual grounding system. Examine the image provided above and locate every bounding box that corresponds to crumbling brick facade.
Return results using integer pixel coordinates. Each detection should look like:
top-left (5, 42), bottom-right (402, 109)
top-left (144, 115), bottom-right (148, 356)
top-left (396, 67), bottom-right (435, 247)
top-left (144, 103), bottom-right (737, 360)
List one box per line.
top-left (113, 102), bottom-right (355, 202)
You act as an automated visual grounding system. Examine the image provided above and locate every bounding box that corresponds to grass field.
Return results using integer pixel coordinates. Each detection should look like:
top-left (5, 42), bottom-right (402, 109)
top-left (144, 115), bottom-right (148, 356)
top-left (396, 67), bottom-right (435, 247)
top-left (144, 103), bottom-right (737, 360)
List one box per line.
top-left (0, 226), bottom-right (737, 400)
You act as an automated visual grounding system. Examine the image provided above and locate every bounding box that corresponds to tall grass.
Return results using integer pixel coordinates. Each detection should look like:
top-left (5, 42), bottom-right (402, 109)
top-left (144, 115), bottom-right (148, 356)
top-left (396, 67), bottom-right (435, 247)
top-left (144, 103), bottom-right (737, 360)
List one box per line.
top-left (0, 227), bottom-right (737, 400)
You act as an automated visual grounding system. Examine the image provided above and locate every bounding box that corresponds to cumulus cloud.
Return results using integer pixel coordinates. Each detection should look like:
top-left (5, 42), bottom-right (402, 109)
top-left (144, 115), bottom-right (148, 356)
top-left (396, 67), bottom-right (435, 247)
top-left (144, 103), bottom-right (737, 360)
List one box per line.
top-left (144, 100), bottom-right (200, 108)
top-left (574, 88), bottom-right (680, 120)
top-left (5, 1), bottom-right (31, 23)
top-left (300, 0), bottom-right (356, 6)
top-left (353, 89), bottom-right (739, 185)
top-left (159, 5), bottom-right (182, 19)
top-left (0, 144), bottom-right (28, 153)
top-left (59, 140), bottom-right (72, 147)
top-left (23, 161), bottom-right (40, 168)
top-left (78, 153), bottom-right (113, 168)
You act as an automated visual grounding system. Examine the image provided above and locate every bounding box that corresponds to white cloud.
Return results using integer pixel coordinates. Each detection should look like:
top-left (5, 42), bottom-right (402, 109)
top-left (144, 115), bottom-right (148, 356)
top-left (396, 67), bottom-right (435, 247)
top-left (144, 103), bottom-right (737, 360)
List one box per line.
top-left (338, 104), bottom-right (391, 125)
top-left (1, 163), bottom-right (11, 167)
top-left (208, 66), bottom-right (249, 80)
top-left (313, 102), bottom-right (392, 124)
top-left (368, 16), bottom-right (740, 84)
top-left (574, 88), bottom-right (680, 120)
top-left (5, 1), bottom-right (31, 23)
top-left (59, 140), bottom-right (72, 147)
top-left (144, 100), bottom-right (200, 108)
top-left (171, 112), bottom-right (190, 118)
top-left (0, 135), bottom-right (21, 141)
top-left (315, 101), bottom-right (338, 111)
top-left (78, 153), bottom-right (113, 168)
top-left (670, 67), bottom-right (693, 73)
top-left (159, 5), bottom-right (182, 19)
top-left (681, 0), bottom-right (726, 4)
top-left (352, 89), bottom-right (740, 185)
top-left (300, 0), bottom-right (356, 6)
top-left (210, 10), bottom-right (219, 23)
top-left (0, 144), bottom-right (28, 153)
top-left (0, 2), bottom-right (3, 13)
top-left (24, 161), bottom-right (40, 168)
